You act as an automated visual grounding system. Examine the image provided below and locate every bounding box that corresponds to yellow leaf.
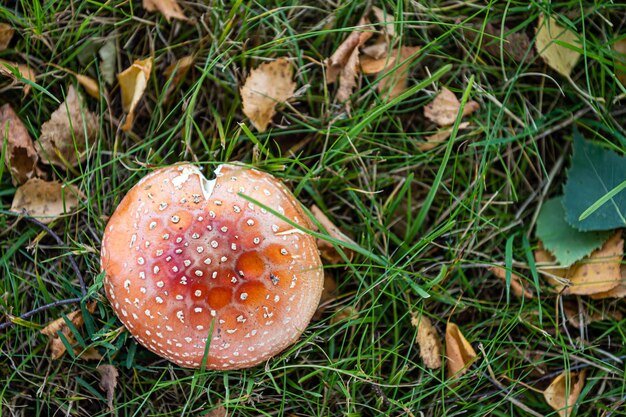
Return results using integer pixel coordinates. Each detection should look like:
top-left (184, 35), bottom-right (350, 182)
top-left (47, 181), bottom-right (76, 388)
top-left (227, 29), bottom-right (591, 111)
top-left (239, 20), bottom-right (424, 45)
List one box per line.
top-left (544, 370), bottom-right (586, 417)
top-left (10, 178), bottom-right (84, 224)
top-left (240, 57), bottom-right (296, 132)
top-left (489, 266), bottom-right (534, 299)
top-left (142, 0), bottom-right (189, 22)
top-left (424, 87), bottom-right (480, 127)
top-left (75, 74), bottom-right (100, 99)
top-left (0, 103), bottom-right (43, 184)
top-left (445, 322), bottom-right (477, 379)
top-left (0, 23), bottom-right (14, 51)
top-left (164, 55), bottom-right (194, 87)
top-left (535, 14), bottom-right (581, 77)
top-left (613, 37), bottom-right (626, 85)
top-left (117, 57), bottom-right (153, 132)
top-left (40, 302), bottom-right (96, 360)
top-left (97, 364), bottom-right (118, 412)
top-left (412, 313), bottom-right (442, 369)
top-left (590, 265), bottom-right (626, 299)
top-left (0, 59), bottom-right (36, 97)
top-left (38, 85), bottom-right (98, 167)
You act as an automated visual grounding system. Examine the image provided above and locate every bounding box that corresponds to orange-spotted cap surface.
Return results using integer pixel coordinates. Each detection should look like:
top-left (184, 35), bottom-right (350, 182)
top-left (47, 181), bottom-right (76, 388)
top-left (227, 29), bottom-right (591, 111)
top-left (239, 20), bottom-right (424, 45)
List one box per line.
top-left (101, 164), bottom-right (323, 369)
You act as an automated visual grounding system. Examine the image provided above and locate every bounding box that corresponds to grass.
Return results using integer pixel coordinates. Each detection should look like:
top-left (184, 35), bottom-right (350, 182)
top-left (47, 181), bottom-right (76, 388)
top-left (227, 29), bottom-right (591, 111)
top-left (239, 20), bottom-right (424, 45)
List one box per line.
top-left (1, 0), bottom-right (626, 416)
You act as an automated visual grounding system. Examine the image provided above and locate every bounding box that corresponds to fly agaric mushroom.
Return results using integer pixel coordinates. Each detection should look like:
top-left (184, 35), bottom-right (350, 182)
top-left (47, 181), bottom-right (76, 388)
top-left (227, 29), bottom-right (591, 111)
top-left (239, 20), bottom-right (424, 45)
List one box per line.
top-left (100, 164), bottom-right (323, 369)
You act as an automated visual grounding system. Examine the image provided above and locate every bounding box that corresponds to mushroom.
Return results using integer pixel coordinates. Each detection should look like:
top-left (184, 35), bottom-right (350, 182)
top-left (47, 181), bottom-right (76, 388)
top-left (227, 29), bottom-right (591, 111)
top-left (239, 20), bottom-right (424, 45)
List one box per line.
top-left (100, 164), bottom-right (323, 369)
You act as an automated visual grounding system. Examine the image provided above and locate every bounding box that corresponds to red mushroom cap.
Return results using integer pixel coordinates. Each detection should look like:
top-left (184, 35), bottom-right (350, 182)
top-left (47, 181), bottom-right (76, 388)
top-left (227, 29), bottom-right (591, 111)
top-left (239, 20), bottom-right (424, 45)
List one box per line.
top-left (101, 164), bottom-right (323, 369)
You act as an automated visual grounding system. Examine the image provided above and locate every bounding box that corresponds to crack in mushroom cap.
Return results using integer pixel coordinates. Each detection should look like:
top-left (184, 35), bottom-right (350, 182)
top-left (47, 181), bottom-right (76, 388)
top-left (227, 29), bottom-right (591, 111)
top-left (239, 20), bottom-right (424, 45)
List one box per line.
top-left (100, 163), bottom-right (323, 369)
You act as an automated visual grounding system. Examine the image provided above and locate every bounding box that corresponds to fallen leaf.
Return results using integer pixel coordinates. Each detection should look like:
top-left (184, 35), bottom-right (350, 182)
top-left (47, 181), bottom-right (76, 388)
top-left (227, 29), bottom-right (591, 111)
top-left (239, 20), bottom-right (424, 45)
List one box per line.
top-left (10, 178), bottom-right (84, 224)
top-left (412, 313), bottom-right (442, 369)
top-left (445, 322), bottom-right (477, 379)
top-left (535, 14), bottom-right (581, 77)
top-left (202, 405), bottom-right (227, 417)
top-left (544, 370), bottom-right (586, 417)
top-left (0, 104), bottom-right (42, 184)
top-left (424, 87), bottom-right (480, 127)
top-left (38, 85), bottom-right (98, 167)
top-left (325, 17), bottom-right (372, 83)
top-left (164, 55), bottom-right (194, 87)
top-left (418, 122), bottom-right (470, 151)
top-left (99, 40), bottom-right (117, 86)
top-left (563, 300), bottom-right (623, 328)
top-left (311, 205), bottom-right (356, 264)
top-left (142, 0), bottom-right (189, 22)
top-left (361, 7), bottom-right (395, 59)
top-left (371, 7), bottom-right (395, 40)
top-left (0, 23), bottom-right (14, 51)
top-left (74, 346), bottom-right (104, 361)
top-left (360, 46), bottom-right (421, 100)
top-left (40, 302), bottom-right (96, 359)
top-left (489, 266), bottom-right (534, 299)
top-left (0, 59), bottom-right (36, 96)
top-left (590, 266), bottom-right (626, 299)
top-left (330, 305), bottom-right (359, 325)
top-left (335, 46), bottom-right (360, 104)
top-left (118, 57), bottom-right (153, 131)
top-left (75, 74), bottom-right (100, 100)
top-left (240, 57), bottom-right (296, 132)
top-left (313, 271), bottom-right (338, 321)
top-left (614, 38), bottom-right (626, 85)
top-left (465, 23), bottom-right (534, 64)
top-left (97, 364), bottom-right (118, 412)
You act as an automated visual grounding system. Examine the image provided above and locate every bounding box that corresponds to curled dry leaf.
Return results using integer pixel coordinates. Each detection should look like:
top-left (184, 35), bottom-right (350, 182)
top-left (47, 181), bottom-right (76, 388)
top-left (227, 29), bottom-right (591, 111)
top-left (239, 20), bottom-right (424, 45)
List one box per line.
top-left (326, 17), bottom-right (372, 83)
top-left (535, 14), bottom-right (581, 78)
top-left (489, 266), bottom-right (534, 299)
top-left (164, 55), bottom-right (194, 87)
top-left (38, 85), bottom-right (98, 167)
top-left (361, 7), bottom-right (395, 60)
top-left (613, 38), bottom-right (626, 85)
top-left (0, 104), bottom-right (42, 184)
top-left (10, 178), bottom-right (84, 224)
top-left (118, 57), bottom-right (153, 132)
top-left (310, 205), bottom-right (356, 264)
top-left (40, 302), bottom-right (96, 360)
top-left (360, 46), bottom-right (421, 100)
top-left (0, 23), bottom-right (14, 51)
top-left (543, 370), bottom-right (586, 417)
top-left (240, 57), bottom-right (296, 132)
top-left (0, 59), bottom-right (36, 96)
top-left (97, 364), bottom-right (119, 412)
top-left (563, 300), bottom-right (623, 328)
top-left (418, 122), bottom-right (470, 151)
top-left (411, 313), bottom-right (442, 369)
top-left (143, 0), bottom-right (189, 22)
top-left (424, 87), bottom-right (480, 127)
top-left (535, 231), bottom-right (623, 295)
top-left (445, 322), bottom-right (477, 379)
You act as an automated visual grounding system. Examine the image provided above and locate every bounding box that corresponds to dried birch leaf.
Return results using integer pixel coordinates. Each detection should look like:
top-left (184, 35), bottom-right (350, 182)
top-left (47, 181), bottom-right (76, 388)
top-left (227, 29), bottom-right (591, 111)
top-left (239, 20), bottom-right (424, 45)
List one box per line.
top-left (75, 346), bottom-right (103, 361)
top-left (335, 46), bottom-right (360, 104)
top-left (445, 322), bottom-right (477, 379)
top-left (99, 40), bottom-right (117, 86)
top-left (311, 205), bottom-right (356, 264)
top-left (489, 266), bottom-right (534, 299)
top-left (164, 55), bottom-right (194, 87)
top-left (0, 23), bottom-right (14, 51)
top-left (97, 364), bottom-right (119, 412)
top-left (75, 74), bottom-right (100, 99)
top-left (38, 85), bottom-right (98, 167)
top-left (465, 23), bottom-right (534, 64)
top-left (118, 57), bottom-right (153, 131)
top-left (0, 59), bottom-right (36, 96)
top-left (240, 57), bottom-right (296, 132)
top-left (360, 46), bottom-right (421, 100)
top-left (424, 87), bottom-right (480, 127)
top-left (614, 38), bottom-right (626, 85)
top-left (40, 302), bottom-right (96, 359)
top-left (590, 266), bottom-right (626, 299)
top-left (0, 103), bottom-right (42, 184)
top-left (544, 370), bottom-right (586, 417)
top-left (535, 14), bottom-right (581, 77)
top-left (10, 178), bottom-right (84, 224)
top-left (411, 313), bottom-right (442, 369)
top-left (361, 7), bottom-right (395, 60)
top-left (325, 17), bottom-right (372, 83)
top-left (418, 122), bottom-right (470, 151)
top-left (143, 0), bottom-right (189, 22)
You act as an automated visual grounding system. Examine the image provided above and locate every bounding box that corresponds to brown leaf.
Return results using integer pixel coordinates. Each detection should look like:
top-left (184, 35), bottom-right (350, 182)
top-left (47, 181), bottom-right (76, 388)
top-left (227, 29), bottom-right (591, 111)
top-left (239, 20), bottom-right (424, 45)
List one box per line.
top-left (543, 370), bottom-right (586, 417)
top-left (613, 38), bottom-right (626, 86)
top-left (360, 7), bottom-right (395, 60)
top-left (97, 364), bottom-right (119, 412)
top-left (330, 306), bottom-right (359, 325)
top-left (360, 46), bottom-right (421, 100)
top-left (240, 57), bottom-right (296, 132)
top-left (335, 46), bottom-right (360, 104)
top-left (590, 265), bottom-right (626, 299)
top-left (10, 178), bottom-right (84, 224)
top-left (142, 0), bottom-right (189, 22)
top-left (424, 87), bottom-right (480, 127)
top-left (412, 313), bottom-right (442, 369)
top-left (563, 300), bottom-right (623, 328)
top-left (325, 17), bottom-right (373, 83)
top-left (118, 57), bottom-right (153, 131)
top-left (445, 322), bottom-right (477, 379)
top-left (38, 85), bottom-right (98, 167)
top-left (535, 14), bottom-right (581, 78)
top-left (311, 205), bottom-right (356, 264)
top-left (0, 59), bottom-right (36, 96)
top-left (0, 104), bottom-right (42, 184)
top-left (489, 266), bottom-right (534, 299)
top-left (164, 55), bottom-right (194, 87)
top-left (202, 405), bottom-right (227, 417)
top-left (313, 271), bottom-right (338, 321)
top-left (0, 23), bottom-right (14, 51)
top-left (74, 346), bottom-right (104, 361)
top-left (40, 302), bottom-right (96, 360)
top-left (371, 7), bottom-right (395, 40)
top-left (465, 23), bottom-right (534, 64)
top-left (417, 122), bottom-right (471, 151)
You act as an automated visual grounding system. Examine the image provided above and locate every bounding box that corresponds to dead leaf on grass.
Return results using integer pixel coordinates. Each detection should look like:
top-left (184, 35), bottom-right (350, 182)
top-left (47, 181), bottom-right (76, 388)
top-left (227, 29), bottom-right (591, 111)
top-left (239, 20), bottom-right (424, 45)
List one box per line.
top-left (48, 64), bottom-right (101, 99)
top-left (202, 405), bottom-right (227, 417)
top-left (361, 7), bottom-right (395, 59)
top-left (613, 38), bottom-right (626, 85)
top-left (0, 23), bottom-right (14, 51)
top-left (465, 23), bottom-right (534, 64)
top-left (40, 302), bottom-right (96, 360)
top-left (0, 59), bottom-right (36, 96)
top-left (0, 103), bottom-right (43, 184)
top-left (38, 85), bottom-right (98, 167)
top-left (411, 313), bottom-right (442, 369)
top-left (543, 370), bottom-right (586, 417)
top-left (99, 40), bottom-right (117, 86)
top-left (330, 305), bottom-right (359, 325)
top-left (590, 266), bottom-right (626, 299)
top-left (311, 205), bottom-right (356, 264)
top-left (74, 346), bottom-right (103, 361)
top-left (97, 364), bottom-right (118, 412)
top-left (535, 14), bottom-right (581, 78)
top-left (164, 55), bottom-right (194, 87)
top-left (418, 122), bottom-right (471, 151)
top-left (118, 57), bottom-right (153, 131)
top-left (326, 17), bottom-right (372, 83)
top-left (424, 87), bottom-right (480, 127)
top-left (489, 266), bottom-right (534, 299)
top-left (10, 178), bottom-right (84, 224)
top-left (142, 0), bottom-right (189, 22)
top-left (445, 322), bottom-right (477, 379)
top-left (240, 57), bottom-right (296, 132)
top-left (360, 46), bottom-right (421, 100)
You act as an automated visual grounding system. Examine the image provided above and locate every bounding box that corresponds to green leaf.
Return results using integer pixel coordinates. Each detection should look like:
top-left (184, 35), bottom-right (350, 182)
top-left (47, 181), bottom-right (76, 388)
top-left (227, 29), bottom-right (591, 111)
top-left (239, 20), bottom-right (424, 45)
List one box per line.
top-left (563, 130), bottom-right (626, 231)
top-left (536, 197), bottom-right (611, 266)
